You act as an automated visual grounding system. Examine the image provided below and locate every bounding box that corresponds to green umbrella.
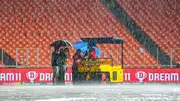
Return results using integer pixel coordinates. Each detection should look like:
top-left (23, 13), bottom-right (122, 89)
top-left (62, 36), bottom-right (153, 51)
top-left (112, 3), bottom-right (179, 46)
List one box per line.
top-left (50, 40), bottom-right (72, 47)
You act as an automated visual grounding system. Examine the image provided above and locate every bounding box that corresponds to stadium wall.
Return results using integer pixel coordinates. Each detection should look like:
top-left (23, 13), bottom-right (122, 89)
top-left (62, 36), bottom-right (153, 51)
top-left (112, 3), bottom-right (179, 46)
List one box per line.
top-left (1, 68), bottom-right (180, 85)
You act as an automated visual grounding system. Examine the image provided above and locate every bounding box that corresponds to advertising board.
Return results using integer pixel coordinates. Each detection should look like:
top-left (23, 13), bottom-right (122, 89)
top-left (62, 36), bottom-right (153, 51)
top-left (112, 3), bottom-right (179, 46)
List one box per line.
top-left (124, 69), bottom-right (180, 83)
top-left (0, 68), bottom-right (72, 85)
top-left (1, 68), bottom-right (180, 84)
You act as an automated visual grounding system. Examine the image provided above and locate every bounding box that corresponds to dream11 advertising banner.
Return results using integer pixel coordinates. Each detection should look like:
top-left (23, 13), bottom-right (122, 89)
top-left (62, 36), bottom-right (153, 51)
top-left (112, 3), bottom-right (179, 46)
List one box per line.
top-left (1, 68), bottom-right (180, 85)
top-left (0, 68), bottom-right (72, 85)
top-left (124, 69), bottom-right (180, 83)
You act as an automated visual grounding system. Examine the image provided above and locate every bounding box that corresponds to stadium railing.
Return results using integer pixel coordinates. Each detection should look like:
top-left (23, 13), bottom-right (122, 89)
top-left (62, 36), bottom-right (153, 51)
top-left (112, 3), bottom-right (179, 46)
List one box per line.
top-left (0, 47), bottom-right (179, 68)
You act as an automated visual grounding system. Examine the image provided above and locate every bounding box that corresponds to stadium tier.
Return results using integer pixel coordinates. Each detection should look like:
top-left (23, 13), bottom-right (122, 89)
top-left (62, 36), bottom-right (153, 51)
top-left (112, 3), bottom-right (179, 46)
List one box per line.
top-left (117, 0), bottom-right (180, 63)
top-left (2, 0), bottom-right (179, 68)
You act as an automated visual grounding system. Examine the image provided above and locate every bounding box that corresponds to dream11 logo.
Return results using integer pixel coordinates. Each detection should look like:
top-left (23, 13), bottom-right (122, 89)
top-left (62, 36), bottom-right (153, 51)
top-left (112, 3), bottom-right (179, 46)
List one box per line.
top-left (26, 71), bottom-right (38, 82)
top-left (135, 71), bottom-right (147, 82)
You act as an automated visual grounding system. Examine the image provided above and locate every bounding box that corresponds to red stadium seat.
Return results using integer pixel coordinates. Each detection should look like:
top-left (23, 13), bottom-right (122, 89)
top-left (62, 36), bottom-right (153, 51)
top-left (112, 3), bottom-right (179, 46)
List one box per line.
top-left (117, 0), bottom-right (179, 64)
top-left (0, 0), bottom-right (162, 68)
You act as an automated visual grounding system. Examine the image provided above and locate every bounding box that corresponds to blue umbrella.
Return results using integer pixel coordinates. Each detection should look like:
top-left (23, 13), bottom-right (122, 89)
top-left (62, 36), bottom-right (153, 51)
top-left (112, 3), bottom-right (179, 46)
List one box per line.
top-left (74, 40), bottom-right (88, 52)
top-left (73, 40), bottom-right (101, 57)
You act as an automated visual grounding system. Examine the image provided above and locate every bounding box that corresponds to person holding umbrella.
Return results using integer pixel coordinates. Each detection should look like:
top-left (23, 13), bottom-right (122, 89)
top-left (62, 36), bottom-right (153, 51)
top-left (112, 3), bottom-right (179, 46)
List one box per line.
top-left (73, 40), bottom-right (101, 58)
top-left (50, 40), bottom-right (72, 85)
top-left (56, 47), bottom-right (70, 85)
top-left (52, 47), bottom-right (59, 85)
top-left (72, 49), bottom-right (84, 84)
top-left (73, 41), bottom-right (101, 82)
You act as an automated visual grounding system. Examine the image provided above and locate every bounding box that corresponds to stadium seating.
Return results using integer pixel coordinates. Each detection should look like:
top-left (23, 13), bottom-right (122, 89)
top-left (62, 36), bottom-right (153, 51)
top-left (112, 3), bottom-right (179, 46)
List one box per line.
top-left (0, 0), bottom-right (159, 68)
top-left (117, 0), bottom-right (180, 63)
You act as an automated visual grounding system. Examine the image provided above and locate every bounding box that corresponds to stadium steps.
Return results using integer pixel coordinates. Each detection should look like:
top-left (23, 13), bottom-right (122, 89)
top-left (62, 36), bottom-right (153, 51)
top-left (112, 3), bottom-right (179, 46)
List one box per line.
top-left (101, 0), bottom-right (176, 67)
top-left (115, 0), bottom-right (180, 64)
top-left (0, 49), bottom-right (17, 66)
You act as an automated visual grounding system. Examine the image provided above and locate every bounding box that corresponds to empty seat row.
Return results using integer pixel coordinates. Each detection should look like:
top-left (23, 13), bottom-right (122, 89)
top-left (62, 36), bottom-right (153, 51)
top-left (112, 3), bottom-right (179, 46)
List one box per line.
top-left (0, 0), bottom-right (160, 68)
top-left (117, 0), bottom-right (180, 64)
